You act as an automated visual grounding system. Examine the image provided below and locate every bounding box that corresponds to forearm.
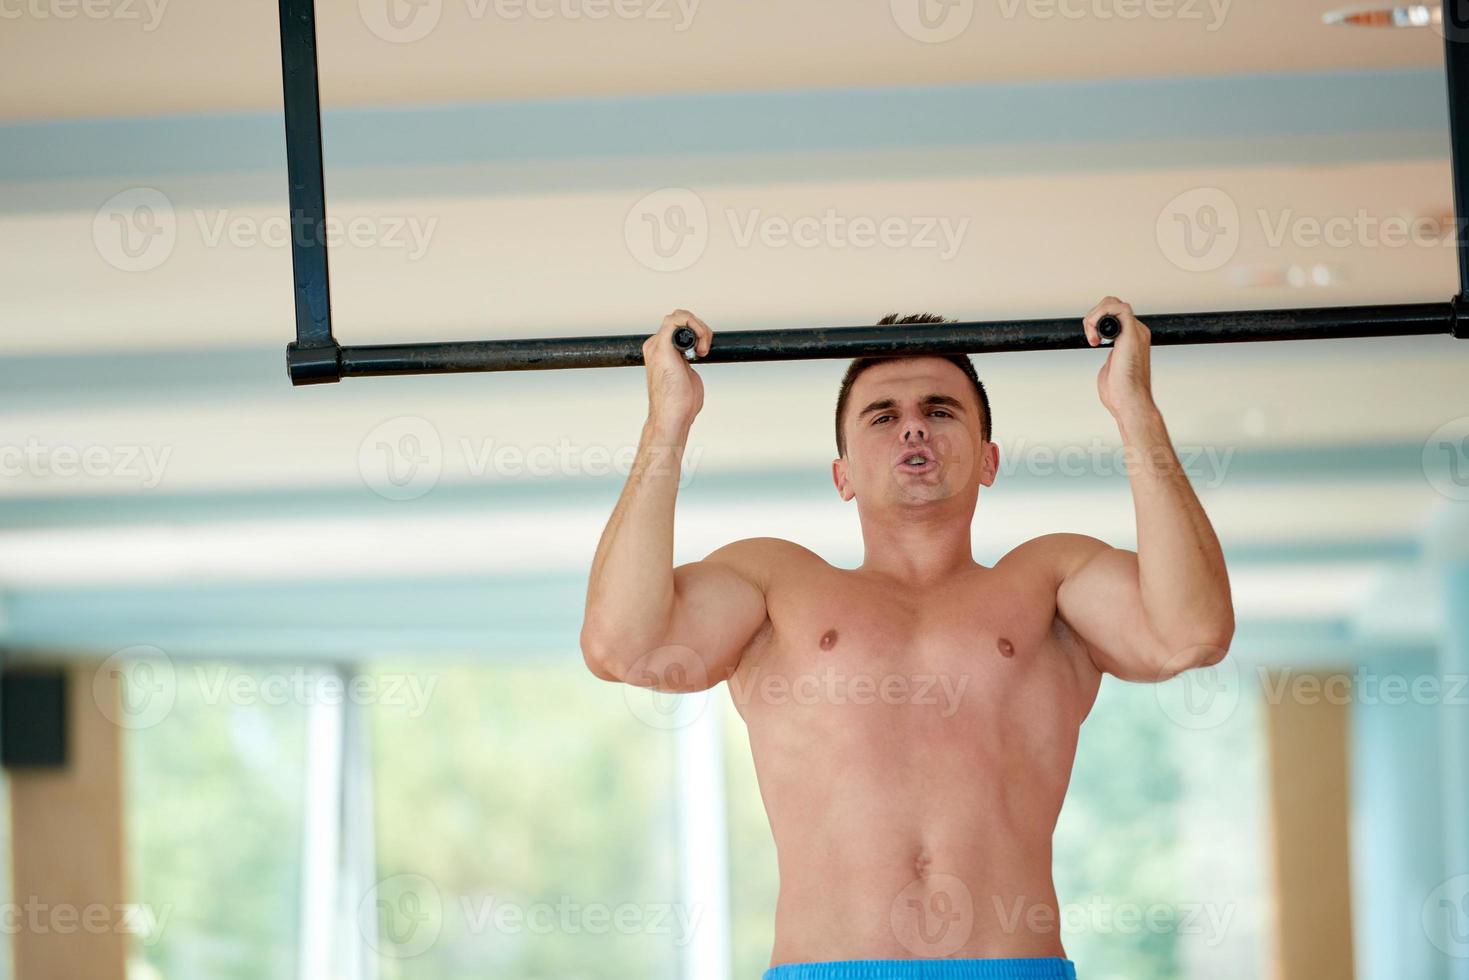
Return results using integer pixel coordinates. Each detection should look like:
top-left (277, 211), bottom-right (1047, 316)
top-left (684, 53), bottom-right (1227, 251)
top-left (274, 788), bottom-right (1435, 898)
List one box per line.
top-left (581, 415), bottom-right (692, 662)
top-left (1117, 402), bottom-right (1234, 653)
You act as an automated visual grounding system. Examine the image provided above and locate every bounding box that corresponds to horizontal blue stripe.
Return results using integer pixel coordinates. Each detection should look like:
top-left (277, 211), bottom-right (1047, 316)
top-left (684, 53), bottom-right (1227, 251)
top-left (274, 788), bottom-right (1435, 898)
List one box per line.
top-left (0, 442), bottom-right (1435, 530)
top-left (763, 958), bottom-right (1076, 980)
top-left (0, 69), bottom-right (1446, 182)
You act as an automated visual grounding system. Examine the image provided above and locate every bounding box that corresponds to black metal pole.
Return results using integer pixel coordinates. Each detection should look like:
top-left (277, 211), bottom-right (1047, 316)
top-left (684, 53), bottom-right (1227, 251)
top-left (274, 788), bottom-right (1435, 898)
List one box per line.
top-left (1446, 0), bottom-right (1469, 332)
top-left (276, 0), bottom-right (1467, 385)
top-left (323, 302), bottom-right (1454, 380)
top-left (278, 0), bottom-right (341, 383)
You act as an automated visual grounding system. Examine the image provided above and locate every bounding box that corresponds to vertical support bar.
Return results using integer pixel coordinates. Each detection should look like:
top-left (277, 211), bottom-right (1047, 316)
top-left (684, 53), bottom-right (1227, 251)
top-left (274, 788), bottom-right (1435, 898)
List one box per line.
top-left (1262, 669), bottom-right (1357, 980)
top-left (278, 0), bottom-right (342, 383)
top-left (1427, 505), bottom-right (1469, 980)
top-left (1349, 650), bottom-right (1448, 980)
top-left (298, 667), bottom-right (345, 980)
top-left (1445, 0), bottom-right (1469, 334)
top-left (673, 696), bottom-right (731, 980)
top-left (339, 673), bottom-right (379, 980)
top-left (8, 662), bottom-right (128, 980)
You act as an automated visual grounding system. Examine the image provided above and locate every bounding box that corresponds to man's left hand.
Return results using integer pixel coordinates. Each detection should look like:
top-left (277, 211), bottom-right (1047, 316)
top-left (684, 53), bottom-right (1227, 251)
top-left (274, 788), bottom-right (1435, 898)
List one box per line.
top-left (1082, 295), bottom-right (1155, 421)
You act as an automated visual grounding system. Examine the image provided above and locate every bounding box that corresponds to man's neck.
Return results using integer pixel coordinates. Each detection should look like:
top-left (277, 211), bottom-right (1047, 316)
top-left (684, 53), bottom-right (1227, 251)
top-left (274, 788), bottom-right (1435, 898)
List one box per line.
top-left (856, 508), bottom-right (978, 586)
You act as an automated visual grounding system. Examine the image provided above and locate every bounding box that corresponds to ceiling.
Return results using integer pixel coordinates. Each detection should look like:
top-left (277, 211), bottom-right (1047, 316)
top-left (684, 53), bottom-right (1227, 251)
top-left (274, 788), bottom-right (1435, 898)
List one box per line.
top-left (0, 1), bottom-right (1465, 656)
top-left (0, 0), bottom-right (1445, 119)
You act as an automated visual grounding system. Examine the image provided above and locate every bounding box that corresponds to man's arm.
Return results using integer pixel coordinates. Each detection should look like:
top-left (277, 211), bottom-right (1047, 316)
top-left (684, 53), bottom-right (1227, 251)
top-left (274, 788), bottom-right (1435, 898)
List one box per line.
top-left (579, 310), bottom-right (770, 692)
top-left (1049, 297), bottom-right (1235, 683)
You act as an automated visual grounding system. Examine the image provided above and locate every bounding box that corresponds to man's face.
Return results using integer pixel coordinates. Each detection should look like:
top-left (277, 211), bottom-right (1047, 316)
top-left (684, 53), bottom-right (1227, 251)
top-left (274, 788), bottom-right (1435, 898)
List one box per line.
top-left (832, 357), bottom-right (997, 508)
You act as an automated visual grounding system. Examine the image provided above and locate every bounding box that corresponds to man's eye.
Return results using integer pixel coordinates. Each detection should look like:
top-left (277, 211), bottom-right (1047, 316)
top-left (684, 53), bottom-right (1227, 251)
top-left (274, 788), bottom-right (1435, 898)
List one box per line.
top-left (873, 415), bottom-right (892, 424)
top-left (929, 410), bottom-right (952, 418)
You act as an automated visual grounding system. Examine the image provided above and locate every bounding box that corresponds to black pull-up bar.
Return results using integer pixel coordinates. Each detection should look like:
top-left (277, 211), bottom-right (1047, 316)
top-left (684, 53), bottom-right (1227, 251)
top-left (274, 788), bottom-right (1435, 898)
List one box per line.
top-left (668, 315), bottom-right (1122, 360)
top-left (277, 0), bottom-right (1469, 386)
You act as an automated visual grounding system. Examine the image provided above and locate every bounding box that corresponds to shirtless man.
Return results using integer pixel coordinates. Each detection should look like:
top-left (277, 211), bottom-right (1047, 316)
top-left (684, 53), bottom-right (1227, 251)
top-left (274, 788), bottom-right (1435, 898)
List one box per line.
top-left (579, 297), bottom-right (1235, 980)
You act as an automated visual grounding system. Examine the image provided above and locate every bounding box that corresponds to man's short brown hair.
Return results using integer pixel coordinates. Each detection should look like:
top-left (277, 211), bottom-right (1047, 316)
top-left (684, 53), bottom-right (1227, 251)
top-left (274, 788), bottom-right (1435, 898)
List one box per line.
top-left (834, 313), bottom-right (991, 457)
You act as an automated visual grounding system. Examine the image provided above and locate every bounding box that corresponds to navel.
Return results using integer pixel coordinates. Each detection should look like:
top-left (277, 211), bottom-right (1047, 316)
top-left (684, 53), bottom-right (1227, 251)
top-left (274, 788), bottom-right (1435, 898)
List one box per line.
top-left (819, 628), bottom-right (839, 650)
top-left (913, 847), bottom-right (933, 879)
top-left (997, 637), bottom-right (1015, 658)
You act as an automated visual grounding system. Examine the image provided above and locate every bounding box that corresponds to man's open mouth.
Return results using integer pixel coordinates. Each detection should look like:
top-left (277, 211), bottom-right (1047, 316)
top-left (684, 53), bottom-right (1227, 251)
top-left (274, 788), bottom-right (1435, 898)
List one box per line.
top-left (897, 453), bottom-right (937, 473)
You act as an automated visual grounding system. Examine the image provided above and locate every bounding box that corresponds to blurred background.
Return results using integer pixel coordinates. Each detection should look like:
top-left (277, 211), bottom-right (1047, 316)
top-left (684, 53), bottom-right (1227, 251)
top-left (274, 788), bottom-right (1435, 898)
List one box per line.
top-left (2, 0), bottom-right (1469, 978)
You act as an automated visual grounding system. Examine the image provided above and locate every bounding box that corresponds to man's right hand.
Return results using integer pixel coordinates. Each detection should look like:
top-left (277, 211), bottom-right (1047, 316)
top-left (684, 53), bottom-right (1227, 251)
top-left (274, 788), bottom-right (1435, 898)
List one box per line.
top-left (642, 309), bottom-right (713, 431)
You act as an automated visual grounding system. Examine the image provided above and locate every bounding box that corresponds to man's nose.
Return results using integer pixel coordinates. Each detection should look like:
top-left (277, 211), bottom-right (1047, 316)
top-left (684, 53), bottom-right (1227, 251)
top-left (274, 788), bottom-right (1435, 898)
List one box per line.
top-left (902, 416), bottom-right (928, 442)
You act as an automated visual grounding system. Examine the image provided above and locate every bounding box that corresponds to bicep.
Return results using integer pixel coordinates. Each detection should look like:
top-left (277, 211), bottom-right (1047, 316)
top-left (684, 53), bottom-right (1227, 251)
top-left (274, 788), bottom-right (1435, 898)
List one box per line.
top-left (634, 540), bottom-right (771, 692)
top-left (1051, 537), bottom-right (1170, 683)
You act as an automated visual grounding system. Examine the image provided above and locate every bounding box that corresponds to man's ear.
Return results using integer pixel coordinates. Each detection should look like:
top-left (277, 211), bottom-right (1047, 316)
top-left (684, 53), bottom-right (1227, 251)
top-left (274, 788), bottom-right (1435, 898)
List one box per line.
top-left (978, 440), bottom-right (999, 488)
top-left (832, 457), bottom-right (855, 502)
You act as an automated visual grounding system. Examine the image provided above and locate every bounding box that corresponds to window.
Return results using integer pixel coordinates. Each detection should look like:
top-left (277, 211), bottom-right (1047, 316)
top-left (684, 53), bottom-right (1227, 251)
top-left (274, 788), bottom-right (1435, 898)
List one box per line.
top-left (125, 661), bottom-right (309, 980)
top-left (1053, 674), bottom-right (1269, 977)
top-left (721, 690), bottom-right (779, 980)
top-left (364, 660), bottom-right (684, 979)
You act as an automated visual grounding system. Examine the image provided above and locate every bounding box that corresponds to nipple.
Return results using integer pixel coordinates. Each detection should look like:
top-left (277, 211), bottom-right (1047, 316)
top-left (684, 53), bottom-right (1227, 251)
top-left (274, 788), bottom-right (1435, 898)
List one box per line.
top-left (820, 629), bottom-right (839, 651)
top-left (997, 637), bottom-right (1015, 658)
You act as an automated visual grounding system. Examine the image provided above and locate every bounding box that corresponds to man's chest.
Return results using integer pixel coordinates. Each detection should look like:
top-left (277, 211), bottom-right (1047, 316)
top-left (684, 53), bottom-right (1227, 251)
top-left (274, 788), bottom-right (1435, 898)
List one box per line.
top-left (731, 564), bottom-right (1088, 720)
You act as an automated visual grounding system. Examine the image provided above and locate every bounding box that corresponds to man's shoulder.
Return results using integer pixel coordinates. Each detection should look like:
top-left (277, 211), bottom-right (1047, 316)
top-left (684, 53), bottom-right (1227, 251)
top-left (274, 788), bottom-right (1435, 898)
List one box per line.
top-left (999, 532), bottom-right (1112, 578)
top-left (702, 537), bottom-right (825, 582)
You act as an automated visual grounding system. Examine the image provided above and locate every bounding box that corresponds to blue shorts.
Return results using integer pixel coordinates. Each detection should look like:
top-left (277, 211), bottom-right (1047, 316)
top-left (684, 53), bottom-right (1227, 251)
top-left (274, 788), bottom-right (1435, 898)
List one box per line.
top-left (762, 959), bottom-right (1077, 980)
